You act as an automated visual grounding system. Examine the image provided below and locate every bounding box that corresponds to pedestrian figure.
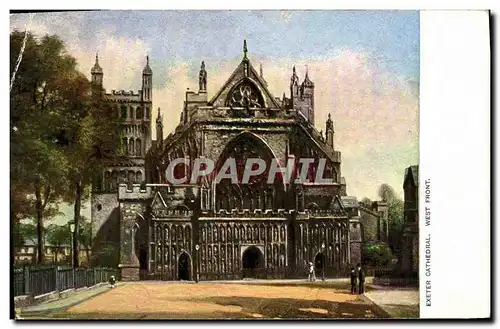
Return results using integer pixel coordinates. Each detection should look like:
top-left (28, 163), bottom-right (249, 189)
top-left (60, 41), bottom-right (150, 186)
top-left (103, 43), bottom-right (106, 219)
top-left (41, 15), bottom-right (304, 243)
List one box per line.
top-left (357, 264), bottom-right (365, 294)
top-left (308, 262), bottom-right (316, 282)
top-left (350, 267), bottom-right (357, 294)
top-left (109, 275), bottom-right (116, 288)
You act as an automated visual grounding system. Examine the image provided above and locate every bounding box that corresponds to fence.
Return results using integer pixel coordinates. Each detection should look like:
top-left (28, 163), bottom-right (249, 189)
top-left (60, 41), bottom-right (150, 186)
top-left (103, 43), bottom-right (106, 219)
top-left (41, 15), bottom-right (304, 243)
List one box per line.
top-left (13, 265), bottom-right (120, 297)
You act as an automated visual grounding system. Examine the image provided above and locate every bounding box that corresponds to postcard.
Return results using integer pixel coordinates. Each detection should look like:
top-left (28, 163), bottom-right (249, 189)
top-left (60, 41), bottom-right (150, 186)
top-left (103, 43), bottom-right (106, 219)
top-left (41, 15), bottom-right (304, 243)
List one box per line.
top-left (9, 9), bottom-right (490, 320)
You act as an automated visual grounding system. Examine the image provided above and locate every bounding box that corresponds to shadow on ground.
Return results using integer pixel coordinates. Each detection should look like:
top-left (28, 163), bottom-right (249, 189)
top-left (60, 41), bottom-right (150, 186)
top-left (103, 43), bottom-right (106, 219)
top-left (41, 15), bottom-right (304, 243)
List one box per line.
top-left (378, 304), bottom-right (419, 318)
top-left (241, 281), bottom-right (377, 292)
top-left (33, 295), bottom-right (389, 319)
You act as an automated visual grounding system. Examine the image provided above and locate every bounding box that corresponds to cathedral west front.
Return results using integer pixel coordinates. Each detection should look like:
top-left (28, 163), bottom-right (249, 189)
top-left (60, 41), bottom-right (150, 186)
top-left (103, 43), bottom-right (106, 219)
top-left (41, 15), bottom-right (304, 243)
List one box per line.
top-left (91, 41), bottom-right (371, 281)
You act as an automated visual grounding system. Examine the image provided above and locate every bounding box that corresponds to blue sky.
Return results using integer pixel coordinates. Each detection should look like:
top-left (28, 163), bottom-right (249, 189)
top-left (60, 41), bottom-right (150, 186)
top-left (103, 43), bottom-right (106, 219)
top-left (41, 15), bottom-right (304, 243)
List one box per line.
top-left (11, 10), bottom-right (419, 225)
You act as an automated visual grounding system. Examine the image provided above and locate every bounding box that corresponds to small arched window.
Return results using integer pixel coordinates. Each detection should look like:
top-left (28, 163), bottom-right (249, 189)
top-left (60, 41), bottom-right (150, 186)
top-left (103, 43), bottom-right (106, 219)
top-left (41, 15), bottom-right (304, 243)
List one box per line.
top-left (136, 107), bottom-right (143, 120)
top-left (129, 138), bottom-right (135, 155)
top-left (136, 138), bottom-right (142, 156)
top-left (130, 106), bottom-right (135, 120)
top-left (121, 105), bottom-right (127, 119)
top-left (135, 171), bottom-right (142, 183)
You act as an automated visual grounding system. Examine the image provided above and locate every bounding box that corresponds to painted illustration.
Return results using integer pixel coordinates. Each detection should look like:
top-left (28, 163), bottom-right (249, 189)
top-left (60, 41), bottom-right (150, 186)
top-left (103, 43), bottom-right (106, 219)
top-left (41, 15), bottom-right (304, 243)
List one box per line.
top-left (11, 10), bottom-right (419, 319)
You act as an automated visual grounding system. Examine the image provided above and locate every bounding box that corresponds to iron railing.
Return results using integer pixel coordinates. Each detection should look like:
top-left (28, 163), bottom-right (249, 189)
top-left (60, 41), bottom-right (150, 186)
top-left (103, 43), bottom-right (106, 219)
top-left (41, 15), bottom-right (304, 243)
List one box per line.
top-left (12, 266), bottom-right (120, 297)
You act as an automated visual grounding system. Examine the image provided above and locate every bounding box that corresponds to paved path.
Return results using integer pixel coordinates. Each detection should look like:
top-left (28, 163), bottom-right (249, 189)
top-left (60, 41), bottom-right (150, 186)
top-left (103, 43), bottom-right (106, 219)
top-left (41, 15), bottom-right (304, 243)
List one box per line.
top-left (364, 285), bottom-right (419, 318)
top-left (18, 283), bottom-right (121, 317)
top-left (21, 281), bottom-right (390, 319)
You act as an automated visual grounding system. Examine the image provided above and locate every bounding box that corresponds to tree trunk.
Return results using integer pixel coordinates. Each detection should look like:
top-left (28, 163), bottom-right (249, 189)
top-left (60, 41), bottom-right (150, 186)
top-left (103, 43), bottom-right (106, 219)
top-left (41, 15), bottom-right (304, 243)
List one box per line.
top-left (85, 246), bottom-right (90, 266)
top-left (73, 180), bottom-right (82, 268)
top-left (35, 185), bottom-right (44, 264)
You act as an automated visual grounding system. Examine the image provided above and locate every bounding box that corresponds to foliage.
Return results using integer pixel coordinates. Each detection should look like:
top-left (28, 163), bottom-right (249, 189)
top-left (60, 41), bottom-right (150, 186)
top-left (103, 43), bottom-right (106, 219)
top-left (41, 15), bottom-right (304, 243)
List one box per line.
top-left (46, 224), bottom-right (71, 248)
top-left (376, 183), bottom-right (404, 258)
top-left (78, 216), bottom-right (92, 249)
top-left (10, 31), bottom-right (82, 263)
top-left (10, 30), bottom-right (121, 265)
top-left (14, 222), bottom-right (38, 247)
top-left (360, 197), bottom-right (372, 207)
top-left (91, 243), bottom-right (120, 268)
top-left (362, 241), bottom-right (394, 269)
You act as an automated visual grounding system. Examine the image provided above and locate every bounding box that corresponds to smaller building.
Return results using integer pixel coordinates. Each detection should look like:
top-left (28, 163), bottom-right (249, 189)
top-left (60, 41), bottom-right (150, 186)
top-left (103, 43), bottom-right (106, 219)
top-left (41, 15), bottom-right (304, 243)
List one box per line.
top-left (341, 196), bottom-right (389, 244)
top-left (401, 165), bottom-right (419, 273)
top-left (13, 239), bottom-right (91, 266)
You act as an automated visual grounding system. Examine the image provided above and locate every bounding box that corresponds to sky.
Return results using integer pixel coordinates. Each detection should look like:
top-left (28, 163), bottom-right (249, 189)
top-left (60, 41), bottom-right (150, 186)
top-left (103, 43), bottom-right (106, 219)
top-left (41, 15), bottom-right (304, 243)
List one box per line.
top-left (10, 10), bottom-right (419, 225)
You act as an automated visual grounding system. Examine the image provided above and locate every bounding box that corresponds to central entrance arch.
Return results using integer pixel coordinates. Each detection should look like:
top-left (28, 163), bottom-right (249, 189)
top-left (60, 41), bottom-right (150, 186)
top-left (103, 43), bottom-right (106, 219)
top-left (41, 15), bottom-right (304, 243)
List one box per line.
top-left (242, 246), bottom-right (265, 279)
top-left (314, 252), bottom-right (326, 279)
top-left (178, 252), bottom-right (191, 281)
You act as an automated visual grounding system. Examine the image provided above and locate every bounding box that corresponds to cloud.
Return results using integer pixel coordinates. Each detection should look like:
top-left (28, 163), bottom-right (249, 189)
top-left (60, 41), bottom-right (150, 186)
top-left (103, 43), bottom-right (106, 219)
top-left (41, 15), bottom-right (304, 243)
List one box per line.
top-left (152, 50), bottom-right (418, 199)
top-left (10, 13), bottom-right (418, 200)
top-left (10, 13), bottom-right (151, 91)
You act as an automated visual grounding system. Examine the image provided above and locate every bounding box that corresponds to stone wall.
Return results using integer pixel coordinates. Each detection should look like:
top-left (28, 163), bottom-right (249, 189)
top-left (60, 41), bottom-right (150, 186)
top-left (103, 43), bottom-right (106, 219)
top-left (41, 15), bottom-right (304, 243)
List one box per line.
top-left (359, 207), bottom-right (380, 242)
top-left (90, 193), bottom-right (120, 267)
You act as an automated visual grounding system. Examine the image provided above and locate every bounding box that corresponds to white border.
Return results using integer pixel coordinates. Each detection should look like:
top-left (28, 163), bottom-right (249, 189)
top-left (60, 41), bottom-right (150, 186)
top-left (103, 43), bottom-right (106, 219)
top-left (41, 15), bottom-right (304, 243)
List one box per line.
top-left (420, 10), bottom-right (490, 319)
top-left (3, 2), bottom-right (496, 327)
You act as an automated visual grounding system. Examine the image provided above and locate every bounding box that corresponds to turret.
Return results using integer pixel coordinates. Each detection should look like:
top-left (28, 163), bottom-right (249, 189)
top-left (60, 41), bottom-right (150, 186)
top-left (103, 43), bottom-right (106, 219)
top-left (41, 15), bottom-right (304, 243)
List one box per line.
top-left (199, 61), bottom-right (207, 93)
top-left (142, 56), bottom-right (152, 102)
top-left (156, 107), bottom-right (163, 146)
top-left (300, 66), bottom-right (315, 123)
top-left (290, 66), bottom-right (300, 101)
top-left (91, 53), bottom-right (103, 95)
top-left (326, 113), bottom-right (334, 149)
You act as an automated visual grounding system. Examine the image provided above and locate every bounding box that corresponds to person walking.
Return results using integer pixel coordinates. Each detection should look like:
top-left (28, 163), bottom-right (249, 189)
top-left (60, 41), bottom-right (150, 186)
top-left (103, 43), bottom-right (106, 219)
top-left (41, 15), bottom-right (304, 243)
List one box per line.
top-left (357, 263), bottom-right (365, 294)
top-left (308, 262), bottom-right (316, 282)
top-left (350, 267), bottom-right (357, 294)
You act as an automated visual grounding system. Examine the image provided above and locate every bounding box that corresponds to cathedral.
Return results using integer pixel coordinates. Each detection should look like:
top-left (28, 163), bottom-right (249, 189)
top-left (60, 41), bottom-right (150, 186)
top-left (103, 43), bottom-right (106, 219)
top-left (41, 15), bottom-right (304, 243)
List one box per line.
top-left (91, 41), bottom-right (370, 281)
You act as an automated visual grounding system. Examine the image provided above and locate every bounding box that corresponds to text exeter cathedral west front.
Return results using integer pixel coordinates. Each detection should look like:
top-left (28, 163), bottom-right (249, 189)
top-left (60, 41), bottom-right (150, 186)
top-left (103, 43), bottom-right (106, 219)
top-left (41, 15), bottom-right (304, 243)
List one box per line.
top-left (91, 41), bottom-right (387, 281)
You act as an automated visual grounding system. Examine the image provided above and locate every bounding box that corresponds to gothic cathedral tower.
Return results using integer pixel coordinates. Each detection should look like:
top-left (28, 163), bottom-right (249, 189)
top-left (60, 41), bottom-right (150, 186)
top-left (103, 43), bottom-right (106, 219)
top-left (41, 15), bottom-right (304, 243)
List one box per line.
top-left (90, 55), bottom-right (154, 267)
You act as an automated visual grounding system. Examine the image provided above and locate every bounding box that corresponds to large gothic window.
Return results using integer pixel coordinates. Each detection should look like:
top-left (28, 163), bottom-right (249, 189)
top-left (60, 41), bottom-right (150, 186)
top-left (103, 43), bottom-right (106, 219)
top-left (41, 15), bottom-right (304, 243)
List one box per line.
top-left (226, 80), bottom-right (264, 108)
top-left (215, 133), bottom-right (284, 211)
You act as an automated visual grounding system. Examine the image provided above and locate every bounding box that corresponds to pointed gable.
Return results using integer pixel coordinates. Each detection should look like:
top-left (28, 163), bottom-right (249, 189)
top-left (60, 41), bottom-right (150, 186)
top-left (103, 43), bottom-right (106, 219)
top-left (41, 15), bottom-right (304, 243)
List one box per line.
top-left (209, 58), bottom-right (281, 109)
top-left (331, 195), bottom-right (347, 212)
top-left (403, 165), bottom-right (419, 188)
top-left (151, 190), bottom-right (167, 210)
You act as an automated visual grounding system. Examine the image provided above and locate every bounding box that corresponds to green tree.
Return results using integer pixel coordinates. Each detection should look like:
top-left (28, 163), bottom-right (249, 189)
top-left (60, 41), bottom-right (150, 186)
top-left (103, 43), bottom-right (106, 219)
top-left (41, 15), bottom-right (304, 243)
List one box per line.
top-left (10, 31), bottom-right (121, 265)
top-left (78, 216), bottom-right (92, 265)
top-left (46, 224), bottom-right (71, 263)
top-left (362, 241), bottom-right (394, 270)
top-left (10, 31), bottom-right (89, 263)
top-left (16, 223), bottom-right (37, 246)
top-left (360, 197), bottom-right (372, 207)
top-left (377, 183), bottom-right (404, 257)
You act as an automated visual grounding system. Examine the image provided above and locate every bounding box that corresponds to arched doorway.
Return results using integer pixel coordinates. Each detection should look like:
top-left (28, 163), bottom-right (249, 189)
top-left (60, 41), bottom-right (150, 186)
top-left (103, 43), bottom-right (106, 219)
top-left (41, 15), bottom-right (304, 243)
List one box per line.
top-left (242, 246), bottom-right (264, 279)
top-left (314, 252), bottom-right (326, 279)
top-left (178, 252), bottom-right (191, 281)
top-left (133, 219), bottom-right (149, 280)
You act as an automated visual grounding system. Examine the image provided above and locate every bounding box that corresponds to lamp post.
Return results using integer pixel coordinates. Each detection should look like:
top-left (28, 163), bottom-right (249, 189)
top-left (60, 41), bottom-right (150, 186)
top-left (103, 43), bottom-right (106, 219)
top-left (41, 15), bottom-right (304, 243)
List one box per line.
top-left (195, 244), bottom-right (200, 283)
top-left (321, 242), bottom-right (326, 281)
top-left (69, 223), bottom-right (75, 267)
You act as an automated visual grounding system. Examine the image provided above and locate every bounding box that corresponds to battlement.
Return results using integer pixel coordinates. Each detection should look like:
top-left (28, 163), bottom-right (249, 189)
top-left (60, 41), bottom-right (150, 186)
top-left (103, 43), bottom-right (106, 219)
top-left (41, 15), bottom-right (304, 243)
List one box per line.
top-left (118, 183), bottom-right (152, 200)
top-left (104, 89), bottom-right (142, 101)
top-left (186, 90), bottom-right (208, 103)
top-left (108, 89), bottom-right (142, 96)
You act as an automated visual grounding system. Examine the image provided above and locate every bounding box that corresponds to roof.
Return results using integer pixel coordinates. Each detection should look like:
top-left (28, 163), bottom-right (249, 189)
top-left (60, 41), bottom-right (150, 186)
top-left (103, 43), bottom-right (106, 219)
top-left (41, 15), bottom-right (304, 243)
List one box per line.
top-left (91, 54), bottom-right (103, 74)
top-left (17, 237), bottom-right (71, 248)
top-left (404, 165), bottom-right (419, 187)
top-left (341, 196), bottom-right (359, 208)
top-left (208, 42), bottom-right (281, 109)
top-left (142, 56), bottom-right (152, 75)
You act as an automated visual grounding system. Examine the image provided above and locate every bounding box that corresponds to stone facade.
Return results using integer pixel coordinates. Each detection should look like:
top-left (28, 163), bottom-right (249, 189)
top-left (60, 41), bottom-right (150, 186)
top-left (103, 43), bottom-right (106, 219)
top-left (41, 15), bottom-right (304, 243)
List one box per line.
top-left (90, 42), bottom-right (387, 281)
top-left (401, 165), bottom-right (419, 273)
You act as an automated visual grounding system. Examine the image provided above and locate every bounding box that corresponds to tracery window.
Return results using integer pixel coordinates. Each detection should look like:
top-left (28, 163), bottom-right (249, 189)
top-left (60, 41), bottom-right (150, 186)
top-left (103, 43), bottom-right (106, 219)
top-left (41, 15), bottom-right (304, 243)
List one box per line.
top-left (227, 80), bottom-right (264, 108)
